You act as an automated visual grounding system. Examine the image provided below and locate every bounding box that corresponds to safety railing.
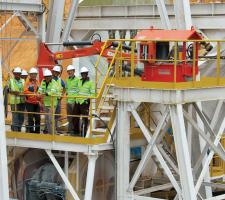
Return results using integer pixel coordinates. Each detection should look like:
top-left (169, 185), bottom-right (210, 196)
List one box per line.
top-left (5, 42), bottom-right (122, 145)
top-left (104, 39), bottom-right (225, 90)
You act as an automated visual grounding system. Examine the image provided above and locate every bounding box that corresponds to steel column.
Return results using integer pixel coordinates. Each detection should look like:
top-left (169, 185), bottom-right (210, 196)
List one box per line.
top-left (154, 0), bottom-right (171, 29)
top-left (46, 0), bottom-right (65, 51)
top-left (60, 0), bottom-right (79, 50)
top-left (116, 102), bottom-right (131, 200)
top-left (170, 104), bottom-right (197, 200)
top-left (0, 52), bottom-right (9, 200)
top-left (37, 11), bottom-right (46, 42)
top-left (174, 0), bottom-right (192, 29)
top-left (84, 152), bottom-right (98, 200)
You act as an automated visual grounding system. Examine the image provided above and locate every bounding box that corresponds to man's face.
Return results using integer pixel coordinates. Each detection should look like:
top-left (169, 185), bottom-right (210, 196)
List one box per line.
top-left (30, 73), bottom-right (37, 80)
top-left (52, 70), bottom-right (60, 77)
top-left (67, 70), bottom-right (75, 77)
top-left (44, 76), bottom-right (52, 83)
top-left (21, 75), bottom-right (28, 80)
top-left (14, 73), bottom-right (21, 79)
top-left (81, 72), bottom-right (88, 79)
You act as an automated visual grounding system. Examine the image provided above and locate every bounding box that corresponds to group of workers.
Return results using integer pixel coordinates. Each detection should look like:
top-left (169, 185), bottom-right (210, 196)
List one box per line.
top-left (8, 64), bottom-right (95, 136)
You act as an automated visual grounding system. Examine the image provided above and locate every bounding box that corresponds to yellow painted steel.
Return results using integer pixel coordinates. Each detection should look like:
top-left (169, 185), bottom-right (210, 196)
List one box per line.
top-left (6, 38), bottom-right (225, 147)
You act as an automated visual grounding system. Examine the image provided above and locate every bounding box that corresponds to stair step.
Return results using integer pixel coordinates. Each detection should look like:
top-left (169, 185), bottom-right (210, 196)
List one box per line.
top-left (101, 105), bottom-right (114, 110)
top-left (92, 128), bottom-right (106, 133)
top-left (93, 117), bottom-right (111, 121)
top-left (106, 94), bottom-right (114, 98)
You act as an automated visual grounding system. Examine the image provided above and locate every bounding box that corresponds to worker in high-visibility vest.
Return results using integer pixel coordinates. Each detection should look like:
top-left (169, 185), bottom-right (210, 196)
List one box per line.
top-left (8, 67), bottom-right (25, 131)
top-left (65, 65), bottom-right (79, 135)
top-left (74, 67), bottom-right (95, 136)
top-left (24, 68), bottom-right (40, 133)
top-left (52, 65), bottom-right (65, 132)
top-left (38, 69), bottom-right (59, 134)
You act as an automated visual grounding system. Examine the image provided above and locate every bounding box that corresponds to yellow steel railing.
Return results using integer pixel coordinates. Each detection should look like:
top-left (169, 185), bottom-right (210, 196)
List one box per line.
top-left (105, 39), bottom-right (225, 90)
top-left (6, 41), bottom-right (122, 144)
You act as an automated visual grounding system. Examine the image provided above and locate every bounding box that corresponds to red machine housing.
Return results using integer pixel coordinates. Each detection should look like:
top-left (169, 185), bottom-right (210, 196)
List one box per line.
top-left (135, 28), bottom-right (202, 82)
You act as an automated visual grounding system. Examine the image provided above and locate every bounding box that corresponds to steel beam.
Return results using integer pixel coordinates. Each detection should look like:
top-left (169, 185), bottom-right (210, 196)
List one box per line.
top-left (16, 11), bottom-right (38, 36)
top-left (76, 4), bottom-right (225, 18)
top-left (116, 102), bottom-right (131, 200)
top-left (134, 183), bottom-right (173, 196)
top-left (37, 11), bottom-right (46, 42)
top-left (193, 100), bottom-right (224, 173)
top-left (0, 0), bottom-right (44, 12)
top-left (183, 110), bottom-right (225, 162)
top-left (84, 152), bottom-right (98, 200)
top-left (174, 0), bottom-right (192, 29)
top-left (205, 194), bottom-right (225, 200)
top-left (46, 150), bottom-right (80, 200)
top-left (113, 87), bottom-right (225, 104)
top-left (129, 105), bottom-right (181, 196)
top-left (60, 0), bottom-right (79, 50)
top-left (195, 113), bottom-right (225, 194)
top-left (170, 104), bottom-right (197, 200)
top-left (46, 0), bottom-right (65, 51)
top-left (128, 107), bottom-right (169, 191)
top-left (194, 102), bottom-right (212, 198)
top-left (0, 52), bottom-right (9, 200)
top-left (154, 0), bottom-right (171, 29)
top-left (72, 16), bottom-right (225, 30)
top-left (0, 12), bottom-right (17, 33)
top-left (134, 195), bottom-right (166, 200)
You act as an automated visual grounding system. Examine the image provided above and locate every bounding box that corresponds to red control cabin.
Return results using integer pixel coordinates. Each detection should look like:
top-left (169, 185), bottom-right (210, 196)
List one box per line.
top-left (135, 28), bottom-right (202, 82)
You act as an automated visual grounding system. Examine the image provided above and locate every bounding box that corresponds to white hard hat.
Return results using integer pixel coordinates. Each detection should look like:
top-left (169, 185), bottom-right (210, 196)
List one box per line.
top-left (43, 69), bottom-right (52, 76)
top-left (13, 67), bottom-right (22, 73)
top-left (29, 67), bottom-right (38, 74)
top-left (21, 70), bottom-right (28, 76)
top-left (53, 65), bottom-right (61, 72)
top-left (80, 67), bottom-right (89, 73)
top-left (67, 65), bottom-right (75, 71)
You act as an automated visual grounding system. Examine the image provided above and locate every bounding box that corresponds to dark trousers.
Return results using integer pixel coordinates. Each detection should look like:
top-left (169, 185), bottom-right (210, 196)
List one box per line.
top-left (26, 103), bottom-right (40, 133)
top-left (67, 103), bottom-right (76, 134)
top-left (73, 102), bottom-right (90, 136)
top-left (11, 103), bottom-right (25, 132)
top-left (55, 101), bottom-right (61, 131)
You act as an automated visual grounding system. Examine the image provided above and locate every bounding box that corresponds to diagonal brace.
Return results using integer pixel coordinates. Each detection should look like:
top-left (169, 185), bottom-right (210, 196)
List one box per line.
top-left (129, 104), bottom-right (182, 195)
top-left (183, 110), bottom-right (225, 162)
top-left (193, 100), bottom-right (224, 173)
top-left (128, 107), bottom-right (169, 191)
top-left (46, 150), bottom-right (80, 200)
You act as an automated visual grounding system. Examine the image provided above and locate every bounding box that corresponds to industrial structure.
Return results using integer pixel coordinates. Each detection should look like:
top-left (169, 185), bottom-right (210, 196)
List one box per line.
top-left (1, 0), bottom-right (225, 200)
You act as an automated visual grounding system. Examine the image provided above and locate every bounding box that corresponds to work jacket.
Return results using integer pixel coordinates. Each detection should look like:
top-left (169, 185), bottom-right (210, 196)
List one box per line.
top-left (24, 79), bottom-right (40, 104)
top-left (76, 78), bottom-right (95, 104)
top-left (53, 77), bottom-right (65, 96)
top-left (8, 78), bottom-right (25, 104)
top-left (65, 76), bottom-right (79, 104)
top-left (38, 79), bottom-right (59, 107)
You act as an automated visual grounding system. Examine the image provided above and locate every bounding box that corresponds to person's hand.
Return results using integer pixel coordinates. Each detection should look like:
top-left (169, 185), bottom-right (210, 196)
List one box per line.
top-left (28, 86), bottom-right (34, 92)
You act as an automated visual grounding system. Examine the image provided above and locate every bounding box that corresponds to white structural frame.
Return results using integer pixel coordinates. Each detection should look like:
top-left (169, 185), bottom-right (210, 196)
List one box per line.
top-left (114, 85), bottom-right (225, 200)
